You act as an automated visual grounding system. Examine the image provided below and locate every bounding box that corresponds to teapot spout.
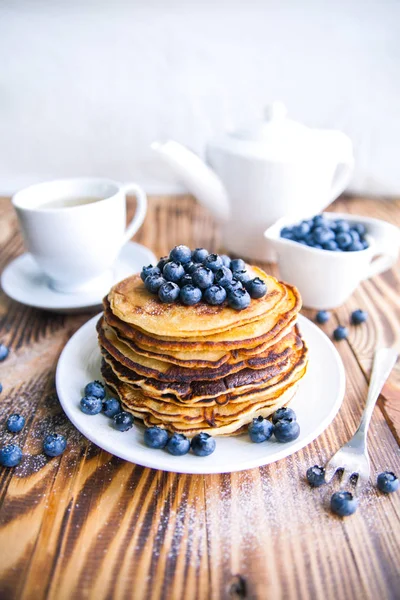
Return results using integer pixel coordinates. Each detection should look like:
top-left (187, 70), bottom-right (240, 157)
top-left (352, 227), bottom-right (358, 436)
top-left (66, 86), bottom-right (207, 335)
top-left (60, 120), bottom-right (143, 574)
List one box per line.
top-left (151, 140), bottom-right (230, 221)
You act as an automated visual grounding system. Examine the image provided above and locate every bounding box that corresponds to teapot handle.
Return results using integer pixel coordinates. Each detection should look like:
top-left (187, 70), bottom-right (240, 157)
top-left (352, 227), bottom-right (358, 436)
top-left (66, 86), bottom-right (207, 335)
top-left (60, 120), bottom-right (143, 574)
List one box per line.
top-left (327, 131), bottom-right (355, 203)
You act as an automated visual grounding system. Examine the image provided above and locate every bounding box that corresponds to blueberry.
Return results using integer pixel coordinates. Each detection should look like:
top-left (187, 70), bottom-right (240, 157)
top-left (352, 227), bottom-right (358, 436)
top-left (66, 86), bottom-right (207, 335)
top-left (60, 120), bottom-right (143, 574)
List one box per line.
top-left (220, 254), bottom-right (231, 268)
top-left (0, 444), bottom-right (23, 467)
top-left (166, 433), bottom-right (190, 455)
top-left (334, 219), bottom-right (350, 233)
top-left (158, 282), bottom-right (180, 303)
top-left (163, 261), bottom-right (185, 283)
top-left (313, 226), bottom-right (335, 245)
top-left (273, 417), bottom-right (300, 443)
top-left (192, 266), bottom-right (214, 289)
top-left (316, 310), bottom-right (330, 324)
top-left (323, 240), bottom-right (339, 251)
top-left (102, 398), bottom-right (121, 418)
top-left (145, 274), bottom-right (166, 293)
top-left (248, 416), bottom-right (274, 443)
top-left (179, 274), bottom-right (193, 288)
top-left (313, 244), bottom-right (323, 250)
top-left (330, 491), bottom-right (358, 517)
top-left (352, 223), bottom-right (366, 236)
top-left (348, 241), bottom-right (364, 252)
top-left (292, 222), bottom-right (311, 240)
top-left (333, 326), bottom-right (348, 341)
top-left (245, 277), bottom-right (267, 299)
top-left (43, 433), bottom-right (67, 457)
top-left (272, 407), bottom-right (296, 424)
top-left (349, 229), bottom-right (360, 244)
top-left (214, 266), bottom-right (233, 287)
top-left (144, 426), bottom-right (169, 449)
top-left (113, 411), bottom-right (134, 431)
top-left (169, 245), bottom-right (192, 264)
top-left (377, 471), bottom-right (399, 494)
top-left (204, 285), bottom-right (227, 305)
top-left (233, 269), bottom-right (251, 284)
top-left (84, 380), bottom-right (105, 399)
top-left (225, 279), bottom-right (244, 294)
top-left (185, 261), bottom-right (202, 274)
top-left (203, 253), bottom-right (224, 272)
top-left (180, 285), bottom-right (202, 306)
top-left (6, 414), bottom-right (25, 433)
top-left (227, 288), bottom-right (251, 310)
top-left (192, 248), bottom-right (209, 263)
top-left (313, 215), bottom-right (329, 228)
top-left (191, 432), bottom-right (216, 456)
top-left (306, 465), bottom-right (326, 487)
top-left (230, 258), bottom-right (246, 272)
top-left (141, 264), bottom-right (160, 282)
top-left (304, 234), bottom-right (316, 247)
top-left (336, 232), bottom-right (352, 250)
top-left (361, 239), bottom-right (369, 250)
top-left (351, 309), bottom-right (367, 325)
top-left (80, 395), bottom-right (103, 415)
top-left (281, 229), bottom-right (295, 240)
top-left (157, 256), bottom-right (170, 271)
top-left (0, 344), bottom-right (9, 362)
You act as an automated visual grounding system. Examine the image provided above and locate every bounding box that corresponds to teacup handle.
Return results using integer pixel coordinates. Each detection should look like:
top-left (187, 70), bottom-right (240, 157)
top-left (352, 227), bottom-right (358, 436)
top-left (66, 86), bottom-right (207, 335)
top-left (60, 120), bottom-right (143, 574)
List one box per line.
top-left (120, 183), bottom-right (148, 245)
top-left (365, 246), bottom-right (398, 280)
top-left (363, 224), bottom-right (400, 280)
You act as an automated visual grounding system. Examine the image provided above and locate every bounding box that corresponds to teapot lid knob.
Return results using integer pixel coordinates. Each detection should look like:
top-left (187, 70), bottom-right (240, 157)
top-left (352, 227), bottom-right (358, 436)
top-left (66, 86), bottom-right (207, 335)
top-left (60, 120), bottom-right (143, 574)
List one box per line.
top-left (264, 101), bottom-right (287, 122)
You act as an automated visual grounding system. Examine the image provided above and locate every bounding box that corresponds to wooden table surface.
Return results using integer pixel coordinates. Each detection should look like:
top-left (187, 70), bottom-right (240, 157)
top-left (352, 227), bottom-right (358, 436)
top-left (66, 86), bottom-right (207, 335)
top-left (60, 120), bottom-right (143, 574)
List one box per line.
top-left (0, 195), bottom-right (399, 600)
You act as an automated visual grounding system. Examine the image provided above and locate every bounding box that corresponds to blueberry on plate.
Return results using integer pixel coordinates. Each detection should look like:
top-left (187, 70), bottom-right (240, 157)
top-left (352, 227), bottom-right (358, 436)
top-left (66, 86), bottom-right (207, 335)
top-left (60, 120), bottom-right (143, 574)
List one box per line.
top-left (158, 281), bottom-right (180, 303)
top-left (336, 232), bottom-right (352, 250)
top-left (316, 310), bottom-right (330, 324)
top-left (141, 264), bottom-right (160, 282)
top-left (204, 285), bottom-right (227, 305)
top-left (0, 343), bottom-right (9, 362)
top-left (330, 491), bottom-right (358, 517)
top-left (228, 288), bottom-right (251, 310)
top-left (0, 444), bottom-right (23, 467)
top-left (377, 471), bottom-right (399, 494)
top-left (306, 465), bottom-right (326, 487)
top-left (166, 433), bottom-right (190, 456)
top-left (84, 380), bottom-right (106, 399)
top-left (230, 258), bottom-right (246, 272)
top-left (180, 285), bottom-right (202, 306)
top-left (351, 309), bottom-right (367, 325)
top-left (333, 326), bottom-right (348, 341)
top-left (214, 266), bottom-right (233, 287)
top-left (102, 398), bottom-right (121, 418)
top-left (6, 414), bottom-right (25, 433)
top-left (203, 253), bottom-right (224, 272)
top-left (169, 244), bottom-right (192, 264)
top-left (292, 222), bottom-right (310, 240)
top-left (157, 256), bottom-right (170, 271)
top-left (43, 433), bottom-right (67, 457)
top-left (271, 406), bottom-right (296, 424)
top-left (191, 432), bottom-right (216, 456)
top-left (163, 261), bottom-right (185, 283)
top-left (274, 417), bottom-right (300, 443)
top-left (144, 426), bottom-right (169, 449)
top-left (192, 266), bottom-right (214, 289)
top-left (179, 273), bottom-right (193, 288)
top-left (245, 277), bottom-right (267, 299)
top-left (80, 395), bottom-right (103, 415)
top-left (113, 411), bottom-right (134, 431)
top-left (313, 226), bottom-right (335, 245)
top-left (192, 248), bottom-right (209, 263)
top-left (233, 269), bottom-right (251, 284)
top-left (145, 274), bottom-right (166, 293)
top-left (220, 254), bottom-right (231, 268)
top-left (248, 416), bottom-right (274, 443)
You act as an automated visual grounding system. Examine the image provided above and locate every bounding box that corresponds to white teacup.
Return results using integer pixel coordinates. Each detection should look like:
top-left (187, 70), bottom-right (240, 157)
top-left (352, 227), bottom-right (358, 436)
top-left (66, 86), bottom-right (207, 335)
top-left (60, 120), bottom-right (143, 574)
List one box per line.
top-left (264, 212), bottom-right (400, 309)
top-left (12, 178), bottom-right (147, 293)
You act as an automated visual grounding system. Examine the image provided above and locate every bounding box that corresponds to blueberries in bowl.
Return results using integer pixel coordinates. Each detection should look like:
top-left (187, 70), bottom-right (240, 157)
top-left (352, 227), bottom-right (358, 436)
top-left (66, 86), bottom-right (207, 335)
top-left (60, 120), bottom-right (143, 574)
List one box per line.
top-left (280, 215), bottom-right (369, 252)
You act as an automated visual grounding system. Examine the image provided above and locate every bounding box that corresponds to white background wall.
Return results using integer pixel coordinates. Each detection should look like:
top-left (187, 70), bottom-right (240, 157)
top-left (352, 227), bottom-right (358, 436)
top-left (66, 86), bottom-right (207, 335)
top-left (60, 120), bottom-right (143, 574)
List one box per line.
top-left (1, 0), bottom-right (399, 196)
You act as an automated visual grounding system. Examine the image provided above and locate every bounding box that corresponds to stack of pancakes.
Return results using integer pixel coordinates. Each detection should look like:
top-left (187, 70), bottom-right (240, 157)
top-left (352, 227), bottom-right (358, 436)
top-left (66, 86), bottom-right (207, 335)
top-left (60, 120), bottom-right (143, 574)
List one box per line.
top-left (98, 266), bottom-right (308, 437)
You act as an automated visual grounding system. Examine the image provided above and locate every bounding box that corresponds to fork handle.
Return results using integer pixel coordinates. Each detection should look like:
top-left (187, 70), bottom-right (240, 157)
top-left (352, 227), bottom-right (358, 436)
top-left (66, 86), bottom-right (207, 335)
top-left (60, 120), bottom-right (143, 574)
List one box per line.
top-left (357, 347), bottom-right (398, 442)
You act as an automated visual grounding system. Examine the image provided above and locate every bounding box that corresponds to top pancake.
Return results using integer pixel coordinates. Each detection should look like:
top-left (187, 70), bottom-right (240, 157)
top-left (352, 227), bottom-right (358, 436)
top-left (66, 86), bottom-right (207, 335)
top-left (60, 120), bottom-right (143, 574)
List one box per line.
top-left (108, 266), bottom-right (285, 337)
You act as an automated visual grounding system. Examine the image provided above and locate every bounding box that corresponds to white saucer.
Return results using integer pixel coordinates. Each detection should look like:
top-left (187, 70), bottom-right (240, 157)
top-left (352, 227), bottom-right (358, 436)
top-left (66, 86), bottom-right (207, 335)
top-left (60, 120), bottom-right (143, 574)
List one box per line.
top-left (1, 242), bottom-right (156, 313)
top-left (56, 314), bottom-right (346, 474)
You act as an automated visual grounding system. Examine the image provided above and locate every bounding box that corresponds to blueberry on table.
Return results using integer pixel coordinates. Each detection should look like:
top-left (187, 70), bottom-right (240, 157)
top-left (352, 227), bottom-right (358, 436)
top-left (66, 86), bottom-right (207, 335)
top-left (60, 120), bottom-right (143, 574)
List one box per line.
top-left (330, 491), bottom-right (358, 517)
top-left (203, 253), bottom-right (224, 272)
top-left (377, 471), bottom-right (399, 494)
top-left (43, 434), bottom-right (67, 457)
top-left (180, 285), bottom-right (202, 306)
top-left (192, 248), bottom-right (209, 263)
top-left (141, 264), bottom-right (160, 282)
top-left (248, 416), bottom-right (274, 443)
top-left (179, 274), bottom-right (193, 288)
top-left (191, 432), bottom-right (216, 456)
top-left (245, 277), bottom-right (267, 299)
top-left (272, 406), bottom-right (296, 425)
top-left (230, 258), bottom-right (246, 272)
top-left (0, 444), bottom-right (23, 467)
top-left (102, 398), bottom-right (121, 418)
top-left (306, 465), bottom-right (326, 487)
top-left (214, 266), bottom-right (233, 287)
top-left (84, 380), bottom-right (106, 400)
top-left (0, 344), bottom-right (9, 362)
top-left (273, 417), bottom-right (300, 443)
top-left (220, 254), bottom-right (231, 268)
top-left (233, 269), bottom-right (251, 284)
top-left (145, 274), bottom-right (166, 293)
top-left (158, 282), bottom-right (180, 303)
top-left (192, 266), bottom-right (214, 289)
top-left (204, 285), bottom-right (227, 306)
top-left (163, 261), bottom-right (185, 283)
top-left (333, 326), bottom-right (348, 341)
top-left (316, 310), bottom-right (330, 324)
top-left (80, 395), bottom-right (103, 415)
top-left (166, 433), bottom-right (190, 456)
top-left (6, 414), bottom-right (25, 433)
top-left (351, 309), bottom-right (368, 325)
top-left (169, 245), bottom-right (192, 264)
top-left (336, 232), bottom-right (352, 250)
top-left (144, 426), bottom-right (169, 449)
top-left (157, 256), bottom-right (170, 271)
top-left (227, 288), bottom-right (251, 311)
top-left (113, 412), bottom-right (134, 432)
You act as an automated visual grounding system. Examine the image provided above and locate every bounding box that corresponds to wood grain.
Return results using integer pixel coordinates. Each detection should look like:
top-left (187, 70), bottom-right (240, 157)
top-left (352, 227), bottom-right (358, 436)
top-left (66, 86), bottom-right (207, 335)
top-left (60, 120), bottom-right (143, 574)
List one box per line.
top-left (0, 195), bottom-right (399, 600)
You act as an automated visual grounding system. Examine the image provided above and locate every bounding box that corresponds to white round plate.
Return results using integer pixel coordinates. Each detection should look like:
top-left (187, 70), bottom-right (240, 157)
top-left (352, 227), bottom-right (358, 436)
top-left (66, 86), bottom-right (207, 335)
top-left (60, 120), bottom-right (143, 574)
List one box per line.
top-left (56, 313), bottom-right (345, 474)
top-left (1, 242), bottom-right (156, 313)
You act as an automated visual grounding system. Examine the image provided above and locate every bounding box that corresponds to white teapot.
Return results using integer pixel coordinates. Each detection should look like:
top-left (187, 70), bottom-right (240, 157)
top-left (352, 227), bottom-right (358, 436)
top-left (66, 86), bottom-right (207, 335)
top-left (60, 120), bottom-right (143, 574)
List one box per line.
top-left (152, 102), bottom-right (354, 261)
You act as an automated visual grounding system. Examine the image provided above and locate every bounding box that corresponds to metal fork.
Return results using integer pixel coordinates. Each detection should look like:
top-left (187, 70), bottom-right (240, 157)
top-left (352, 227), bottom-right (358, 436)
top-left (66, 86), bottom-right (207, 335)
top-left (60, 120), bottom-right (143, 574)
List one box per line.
top-left (324, 347), bottom-right (398, 495)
